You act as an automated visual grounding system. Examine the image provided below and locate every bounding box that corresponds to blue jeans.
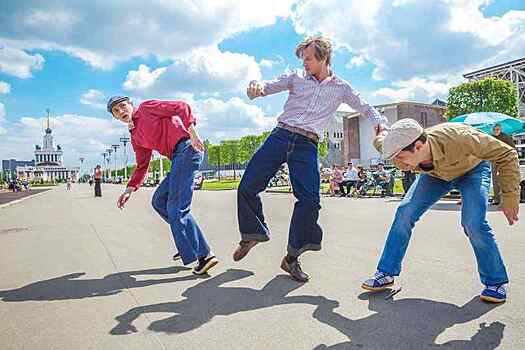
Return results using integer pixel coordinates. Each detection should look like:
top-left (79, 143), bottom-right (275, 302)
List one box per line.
top-left (151, 139), bottom-right (210, 265)
top-left (237, 127), bottom-right (322, 257)
top-left (378, 161), bottom-right (508, 286)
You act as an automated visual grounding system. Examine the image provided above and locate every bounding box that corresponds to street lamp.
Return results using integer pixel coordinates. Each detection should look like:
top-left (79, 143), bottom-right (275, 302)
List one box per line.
top-left (106, 148), bottom-right (113, 180)
top-left (79, 157), bottom-right (84, 182)
top-left (119, 136), bottom-right (130, 180)
top-left (112, 144), bottom-right (120, 182)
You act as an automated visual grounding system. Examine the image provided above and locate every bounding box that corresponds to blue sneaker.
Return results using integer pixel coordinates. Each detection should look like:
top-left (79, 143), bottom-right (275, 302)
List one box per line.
top-left (362, 271), bottom-right (394, 291)
top-left (480, 284), bottom-right (507, 303)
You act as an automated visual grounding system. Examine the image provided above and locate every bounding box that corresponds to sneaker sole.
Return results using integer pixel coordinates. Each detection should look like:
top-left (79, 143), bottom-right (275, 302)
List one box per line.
top-left (193, 258), bottom-right (219, 275)
top-left (480, 295), bottom-right (506, 303)
top-left (361, 282), bottom-right (394, 291)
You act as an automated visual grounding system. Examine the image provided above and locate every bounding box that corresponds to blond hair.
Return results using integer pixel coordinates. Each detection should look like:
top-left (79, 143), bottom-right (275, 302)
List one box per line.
top-left (295, 36), bottom-right (333, 66)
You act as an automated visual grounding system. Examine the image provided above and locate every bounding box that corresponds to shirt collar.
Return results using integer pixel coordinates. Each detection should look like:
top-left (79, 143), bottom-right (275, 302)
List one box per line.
top-left (304, 69), bottom-right (337, 83)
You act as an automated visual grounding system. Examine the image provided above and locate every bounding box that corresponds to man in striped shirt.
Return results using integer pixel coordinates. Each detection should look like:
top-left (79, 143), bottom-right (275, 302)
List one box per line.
top-left (233, 36), bottom-right (387, 282)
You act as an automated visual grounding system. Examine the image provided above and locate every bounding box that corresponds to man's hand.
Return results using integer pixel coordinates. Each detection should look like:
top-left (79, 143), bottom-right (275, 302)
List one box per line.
top-left (246, 81), bottom-right (264, 100)
top-left (501, 205), bottom-right (519, 225)
top-left (188, 124), bottom-right (204, 152)
top-left (117, 187), bottom-right (134, 209)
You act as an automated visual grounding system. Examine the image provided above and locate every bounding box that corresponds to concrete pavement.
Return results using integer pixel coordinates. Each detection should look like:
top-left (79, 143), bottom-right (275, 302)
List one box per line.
top-left (1, 183), bottom-right (524, 349)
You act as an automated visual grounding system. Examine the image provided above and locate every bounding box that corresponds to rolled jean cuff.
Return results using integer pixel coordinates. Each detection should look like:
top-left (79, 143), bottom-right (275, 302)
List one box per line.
top-left (240, 233), bottom-right (270, 242)
top-left (287, 243), bottom-right (321, 257)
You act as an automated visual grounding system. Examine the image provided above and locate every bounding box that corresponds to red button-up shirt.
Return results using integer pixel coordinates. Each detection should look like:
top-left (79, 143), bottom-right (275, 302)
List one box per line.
top-left (127, 100), bottom-right (196, 190)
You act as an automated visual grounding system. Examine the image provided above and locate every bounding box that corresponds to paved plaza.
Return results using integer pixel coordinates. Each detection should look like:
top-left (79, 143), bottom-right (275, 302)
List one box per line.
top-left (1, 184), bottom-right (524, 349)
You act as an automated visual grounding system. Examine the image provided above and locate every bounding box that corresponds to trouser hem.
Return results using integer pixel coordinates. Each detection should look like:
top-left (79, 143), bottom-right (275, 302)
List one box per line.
top-left (287, 243), bottom-right (321, 257)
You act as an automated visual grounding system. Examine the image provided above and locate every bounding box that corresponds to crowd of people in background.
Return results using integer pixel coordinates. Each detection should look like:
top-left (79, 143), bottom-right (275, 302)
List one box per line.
top-left (322, 162), bottom-right (416, 198)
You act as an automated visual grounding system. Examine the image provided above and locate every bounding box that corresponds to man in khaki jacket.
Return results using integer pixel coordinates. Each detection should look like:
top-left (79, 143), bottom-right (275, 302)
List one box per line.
top-left (362, 119), bottom-right (520, 303)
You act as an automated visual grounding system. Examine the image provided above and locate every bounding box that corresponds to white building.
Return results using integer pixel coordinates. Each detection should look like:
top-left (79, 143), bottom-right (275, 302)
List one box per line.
top-left (319, 108), bottom-right (347, 166)
top-left (16, 113), bottom-right (79, 182)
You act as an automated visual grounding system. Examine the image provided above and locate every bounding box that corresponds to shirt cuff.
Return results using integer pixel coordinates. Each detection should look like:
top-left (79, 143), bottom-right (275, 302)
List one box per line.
top-left (501, 192), bottom-right (520, 209)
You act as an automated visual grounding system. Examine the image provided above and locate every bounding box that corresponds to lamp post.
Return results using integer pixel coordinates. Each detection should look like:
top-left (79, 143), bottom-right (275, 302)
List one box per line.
top-left (79, 157), bottom-right (84, 182)
top-left (111, 144), bottom-right (120, 182)
top-left (106, 148), bottom-right (113, 180)
top-left (101, 152), bottom-right (107, 180)
top-left (120, 136), bottom-right (130, 180)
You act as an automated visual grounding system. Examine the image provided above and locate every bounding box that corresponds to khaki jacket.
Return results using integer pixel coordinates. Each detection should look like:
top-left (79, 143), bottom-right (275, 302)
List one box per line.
top-left (374, 123), bottom-right (520, 209)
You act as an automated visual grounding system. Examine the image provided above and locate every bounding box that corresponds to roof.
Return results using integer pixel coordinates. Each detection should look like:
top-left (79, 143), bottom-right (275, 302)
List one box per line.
top-left (463, 57), bottom-right (525, 78)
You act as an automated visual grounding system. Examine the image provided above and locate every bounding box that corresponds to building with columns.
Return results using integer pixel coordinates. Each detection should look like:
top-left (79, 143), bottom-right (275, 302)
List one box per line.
top-left (16, 112), bottom-right (79, 182)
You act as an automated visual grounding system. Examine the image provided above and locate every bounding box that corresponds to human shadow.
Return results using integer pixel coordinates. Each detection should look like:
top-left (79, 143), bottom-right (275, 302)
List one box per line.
top-left (312, 291), bottom-right (504, 350)
top-left (431, 202), bottom-right (499, 212)
top-left (110, 268), bottom-right (337, 335)
top-left (0, 266), bottom-right (202, 302)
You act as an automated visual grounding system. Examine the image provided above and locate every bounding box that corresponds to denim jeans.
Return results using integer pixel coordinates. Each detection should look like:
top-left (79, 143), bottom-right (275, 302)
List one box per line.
top-left (237, 127), bottom-right (322, 257)
top-left (377, 161), bottom-right (508, 286)
top-left (151, 139), bottom-right (210, 265)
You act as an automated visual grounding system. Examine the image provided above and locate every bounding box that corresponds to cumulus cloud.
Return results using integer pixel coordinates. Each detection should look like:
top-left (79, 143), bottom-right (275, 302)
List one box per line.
top-left (0, 112), bottom-right (129, 168)
top-left (291, 0), bottom-right (525, 82)
top-left (123, 47), bottom-right (262, 96)
top-left (80, 89), bottom-right (106, 109)
top-left (0, 45), bottom-right (44, 78)
top-left (0, 81), bottom-right (11, 94)
top-left (0, 1), bottom-right (296, 69)
top-left (373, 77), bottom-right (455, 102)
top-left (0, 102), bottom-right (6, 135)
top-left (194, 96), bottom-right (275, 142)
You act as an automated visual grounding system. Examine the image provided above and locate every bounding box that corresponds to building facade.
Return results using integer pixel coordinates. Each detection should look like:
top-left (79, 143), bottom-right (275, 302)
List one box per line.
top-left (16, 114), bottom-right (79, 182)
top-left (343, 102), bottom-right (446, 166)
top-left (2, 159), bottom-right (35, 180)
top-left (319, 110), bottom-right (346, 167)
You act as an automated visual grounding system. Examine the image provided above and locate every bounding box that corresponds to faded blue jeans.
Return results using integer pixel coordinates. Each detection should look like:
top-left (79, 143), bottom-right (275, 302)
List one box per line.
top-left (237, 127), bottom-right (323, 257)
top-left (377, 161), bottom-right (508, 286)
top-left (152, 139), bottom-right (210, 265)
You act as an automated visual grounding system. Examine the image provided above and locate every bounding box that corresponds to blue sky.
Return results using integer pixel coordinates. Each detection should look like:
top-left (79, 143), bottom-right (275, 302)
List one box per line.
top-left (0, 0), bottom-right (524, 170)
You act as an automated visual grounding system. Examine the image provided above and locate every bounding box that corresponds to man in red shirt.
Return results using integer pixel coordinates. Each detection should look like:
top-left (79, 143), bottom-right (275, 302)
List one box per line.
top-left (108, 96), bottom-right (218, 275)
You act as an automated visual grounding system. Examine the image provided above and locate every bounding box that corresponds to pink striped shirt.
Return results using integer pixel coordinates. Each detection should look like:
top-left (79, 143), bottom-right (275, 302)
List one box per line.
top-left (259, 69), bottom-right (386, 136)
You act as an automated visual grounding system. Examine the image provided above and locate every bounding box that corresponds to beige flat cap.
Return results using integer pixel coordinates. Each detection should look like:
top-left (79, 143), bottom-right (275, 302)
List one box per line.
top-left (382, 118), bottom-right (424, 159)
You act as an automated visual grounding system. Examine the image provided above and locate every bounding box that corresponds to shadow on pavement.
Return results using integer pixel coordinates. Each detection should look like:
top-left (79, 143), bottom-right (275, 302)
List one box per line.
top-left (313, 291), bottom-right (504, 350)
top-left (110, 268), bottom-right (335, 335)
top-left (431, 202), bottom-right (500, 212)
top-left (0, 266), bottom-right (203, 301)
top-left (109, 269), bottom-right (503, 350)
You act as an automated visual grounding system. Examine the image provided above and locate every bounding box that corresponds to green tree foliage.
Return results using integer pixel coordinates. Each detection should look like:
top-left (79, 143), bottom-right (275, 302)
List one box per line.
top-left (445, 78), bottom-right (519, 119)
top-left (318, 137), bottom-right (329, 158)
top-left (239, 135), bottom-right (261, 163)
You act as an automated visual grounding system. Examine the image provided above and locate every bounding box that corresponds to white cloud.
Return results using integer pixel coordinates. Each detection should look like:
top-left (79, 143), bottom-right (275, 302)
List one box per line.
top-left (194, 96), bottom-right (275, 142)
top-left (0, 112), bottom-right (129, 168)
top-left (1, 1), bottom-right (296, 69)
top-left (80, 89), bottom-right (106, 109)
top-left (123, 47), bottom-right (262, 95)
top-left (346, 55), bottom-right (366, 69)
top-left (0, 102), bottom-right (6, 135)
top-left (291, 0), bottom-right (525, 82)
top-left (0, 45), bottom-right (44, 78)
top-left (123, 65), bottom-right (168, 91)
top-left (0, 81), bottom-right (11, 94)
top-left (373, 77), bottom-right (454, 103)
top-left (260, 56), bottom-right (285, 69)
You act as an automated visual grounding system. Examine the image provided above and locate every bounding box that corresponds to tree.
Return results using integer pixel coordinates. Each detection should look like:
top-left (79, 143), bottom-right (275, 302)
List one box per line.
top-left (207, 144), bottom-right (222, 180)
top-left (221, 140), bottom-right (241, 179)
top-left (318, 137), bottom-right (329, 158)
top-left (445, 78), bottom-right (519, 119)
top-left (239, 135), bottom-right (262, 163)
